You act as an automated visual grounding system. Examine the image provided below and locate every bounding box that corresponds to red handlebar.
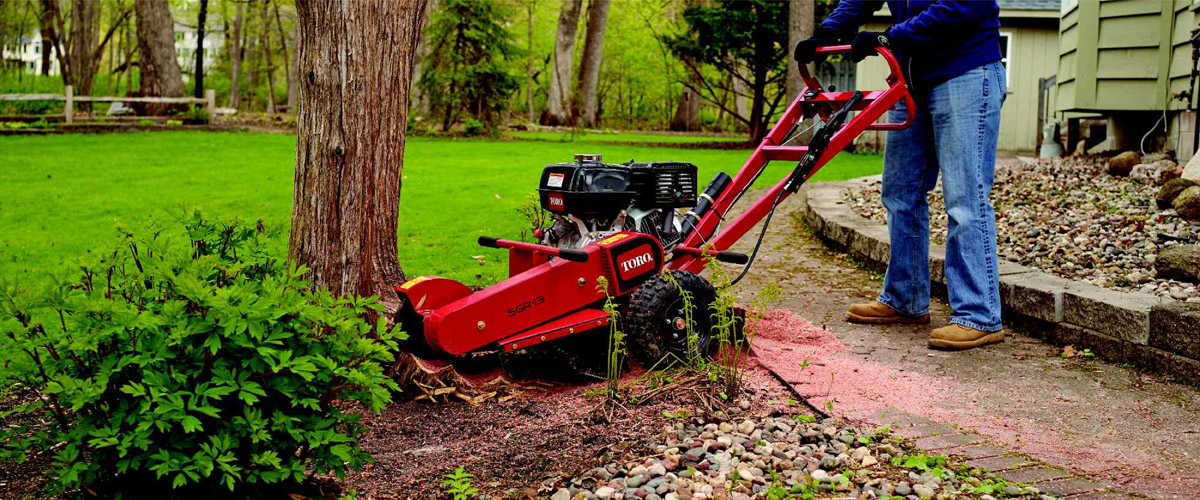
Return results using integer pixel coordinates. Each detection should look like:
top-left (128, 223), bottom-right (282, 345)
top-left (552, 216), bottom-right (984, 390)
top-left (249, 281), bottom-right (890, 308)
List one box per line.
top-left (798, 45), bottom-right (915, 131)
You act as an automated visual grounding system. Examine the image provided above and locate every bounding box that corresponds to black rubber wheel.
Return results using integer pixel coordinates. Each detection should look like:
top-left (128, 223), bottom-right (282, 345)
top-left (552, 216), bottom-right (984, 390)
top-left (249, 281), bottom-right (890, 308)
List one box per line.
top-left (623, 271), bottom-right (717, 367)
top-left (499, 330), bottom-right (610, 381)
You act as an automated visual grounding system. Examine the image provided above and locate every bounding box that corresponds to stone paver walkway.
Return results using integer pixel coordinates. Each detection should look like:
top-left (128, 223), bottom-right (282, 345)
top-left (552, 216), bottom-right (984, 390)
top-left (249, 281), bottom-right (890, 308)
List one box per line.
top-left (725, 190), bottom-right (1200, 499)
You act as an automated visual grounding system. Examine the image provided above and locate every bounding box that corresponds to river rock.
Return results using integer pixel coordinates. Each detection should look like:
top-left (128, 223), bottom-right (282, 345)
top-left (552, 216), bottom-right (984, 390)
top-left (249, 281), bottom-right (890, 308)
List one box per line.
top-left (1175, 186), bottom-right (1200, 221)
top-left (1156, 245), bottom-right (1200, 284)
top-left (1108, 151), bottom-right (1140, 176)
top-left (1184, 152), bottom-right (1200, 182)
top-left (1157, 179), bottom-right (1199, 209)
top-left (1130, 159), bottom-right (1177, 185)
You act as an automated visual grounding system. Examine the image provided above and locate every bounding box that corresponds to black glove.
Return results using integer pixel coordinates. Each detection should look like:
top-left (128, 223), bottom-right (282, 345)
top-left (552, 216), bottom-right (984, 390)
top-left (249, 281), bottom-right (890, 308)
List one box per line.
top-left (794, 27), bottom-right (840, 64)
top-left (850, 31), bottom-right (890, 62)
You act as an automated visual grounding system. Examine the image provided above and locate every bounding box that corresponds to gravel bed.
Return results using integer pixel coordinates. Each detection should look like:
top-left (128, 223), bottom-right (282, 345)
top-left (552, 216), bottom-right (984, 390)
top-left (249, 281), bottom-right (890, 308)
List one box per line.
top-left (842, 157), bottom-right (1200, 301)
top-left (550, 414), bottom-right (1051, 500)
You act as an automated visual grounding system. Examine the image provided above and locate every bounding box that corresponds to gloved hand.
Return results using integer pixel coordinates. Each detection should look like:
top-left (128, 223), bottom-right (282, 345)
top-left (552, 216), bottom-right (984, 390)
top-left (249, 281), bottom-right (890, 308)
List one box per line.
top-left (850, 31), bottom-right (890, 62)
top-left (793, 27), bottom-right (839, 64)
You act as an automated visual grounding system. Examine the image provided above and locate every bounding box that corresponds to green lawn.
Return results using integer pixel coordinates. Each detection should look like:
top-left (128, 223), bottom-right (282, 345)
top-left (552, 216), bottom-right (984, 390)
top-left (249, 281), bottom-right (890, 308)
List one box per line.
top-left (504, 130), bottom-right (747, 144)
top-left (0, 131), bottom-right (881, 287)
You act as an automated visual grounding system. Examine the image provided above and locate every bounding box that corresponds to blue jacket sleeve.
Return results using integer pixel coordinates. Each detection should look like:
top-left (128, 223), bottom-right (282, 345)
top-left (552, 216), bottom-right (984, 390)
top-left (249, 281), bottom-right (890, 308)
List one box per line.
top-left (819, 0), bottom-right (886, 39)
top-left (886, 1), bottom-right (999, 48)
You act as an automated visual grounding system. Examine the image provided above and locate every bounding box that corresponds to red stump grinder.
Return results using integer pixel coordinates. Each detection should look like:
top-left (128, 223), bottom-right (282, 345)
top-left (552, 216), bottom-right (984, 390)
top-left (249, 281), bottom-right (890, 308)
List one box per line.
top-left (396, 46), bottom-right (914, 377)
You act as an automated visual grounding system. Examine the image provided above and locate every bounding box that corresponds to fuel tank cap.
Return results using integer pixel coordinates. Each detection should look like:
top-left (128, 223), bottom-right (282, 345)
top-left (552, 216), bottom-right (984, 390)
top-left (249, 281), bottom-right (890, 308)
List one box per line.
top-left (575, 153), bottom-right (602, 163)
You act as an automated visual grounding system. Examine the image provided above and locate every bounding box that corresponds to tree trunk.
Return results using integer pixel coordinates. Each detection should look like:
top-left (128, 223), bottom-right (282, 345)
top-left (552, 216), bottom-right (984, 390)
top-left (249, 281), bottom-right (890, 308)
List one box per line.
top-left (526, 0), bottom-right (535, 123)
top-left (290, 0), bottom-right (427, 309)
top-left (135, 0), bottom-right (185, 114)
top-left (228, 0), bottom-right (244, 108)
top-left (409, 0), bottom-right (434, 115)
top-left (669, 86), bottom-right (700, 131)
top-left (259, 0), bottom-right (277, 113)
top-left (193, 0), bottom-right (208, 98)
top-left (572, 0), bottom-right (608, 128)
top-left (38, 5), bottom-right (54, 76)
top-left (273, 2), bottom-right (295, 112)
top-left (68, 0), bottom-right (99, 98)
top-left (540, 0), bottom-right (582, 126)
top-left (786, 0), bottom-right (814, 103)
top-left (787, 0), bottom-right (815, 143)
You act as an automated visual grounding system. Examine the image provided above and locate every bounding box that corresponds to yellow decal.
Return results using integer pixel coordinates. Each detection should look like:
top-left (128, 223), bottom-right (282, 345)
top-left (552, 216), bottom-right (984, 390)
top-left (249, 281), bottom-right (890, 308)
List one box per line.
top-left (598, 233), bottom-right (630, 246)
top-left (399, 276), bottom-right (431, 290)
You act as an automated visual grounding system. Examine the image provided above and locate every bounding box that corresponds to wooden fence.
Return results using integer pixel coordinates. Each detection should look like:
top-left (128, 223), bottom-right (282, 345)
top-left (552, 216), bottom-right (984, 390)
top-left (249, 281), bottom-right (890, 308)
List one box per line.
top-left (0, 85), bottom-right (215, 123)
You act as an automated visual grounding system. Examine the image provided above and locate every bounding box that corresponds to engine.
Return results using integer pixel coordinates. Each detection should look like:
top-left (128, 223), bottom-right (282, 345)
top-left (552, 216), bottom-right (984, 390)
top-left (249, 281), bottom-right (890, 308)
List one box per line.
top-left (538, 154), bottom-right (698, 251)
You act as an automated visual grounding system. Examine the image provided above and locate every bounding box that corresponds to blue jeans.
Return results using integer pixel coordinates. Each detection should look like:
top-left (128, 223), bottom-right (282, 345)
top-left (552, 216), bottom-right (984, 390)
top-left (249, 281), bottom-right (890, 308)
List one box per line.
top-left (877, 61), bottom-right (1006, 332)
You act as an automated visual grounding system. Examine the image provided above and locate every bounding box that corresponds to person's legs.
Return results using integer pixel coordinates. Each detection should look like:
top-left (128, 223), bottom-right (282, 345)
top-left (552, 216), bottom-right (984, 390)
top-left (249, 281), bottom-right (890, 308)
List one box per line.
top-left (875, 100), bottom-right (940, 318)
top-left (927, 61), bottom-right (1006, 334)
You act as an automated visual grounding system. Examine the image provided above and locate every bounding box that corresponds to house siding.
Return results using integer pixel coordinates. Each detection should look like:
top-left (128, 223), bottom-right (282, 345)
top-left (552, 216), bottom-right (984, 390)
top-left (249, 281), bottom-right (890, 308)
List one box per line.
top-left (1056, 0), bottom-right (1193, 112)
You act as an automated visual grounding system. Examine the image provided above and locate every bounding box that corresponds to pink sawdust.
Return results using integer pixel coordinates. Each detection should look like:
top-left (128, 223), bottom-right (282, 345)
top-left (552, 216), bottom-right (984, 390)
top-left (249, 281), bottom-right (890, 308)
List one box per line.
top-left (749, 308), bottom-right (1200, 497)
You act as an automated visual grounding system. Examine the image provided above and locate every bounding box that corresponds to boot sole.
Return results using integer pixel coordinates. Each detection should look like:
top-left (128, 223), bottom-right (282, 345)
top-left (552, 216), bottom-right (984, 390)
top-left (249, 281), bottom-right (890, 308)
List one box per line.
top-left (928, 332), bottom-right (1005, 351)
top-left (846, 312), bottom-right (930, 325)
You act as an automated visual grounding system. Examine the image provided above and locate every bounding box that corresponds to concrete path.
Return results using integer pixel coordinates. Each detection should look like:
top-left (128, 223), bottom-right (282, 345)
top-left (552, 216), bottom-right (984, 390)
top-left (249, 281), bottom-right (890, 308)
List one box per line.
top-left (725, 192), bottom-right (1200, 499)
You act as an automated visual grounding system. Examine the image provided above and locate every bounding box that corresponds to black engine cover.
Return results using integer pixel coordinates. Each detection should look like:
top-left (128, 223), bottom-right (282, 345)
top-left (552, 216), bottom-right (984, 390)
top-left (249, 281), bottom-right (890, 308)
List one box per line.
top-left (538, 160), bottom-right (698, 222)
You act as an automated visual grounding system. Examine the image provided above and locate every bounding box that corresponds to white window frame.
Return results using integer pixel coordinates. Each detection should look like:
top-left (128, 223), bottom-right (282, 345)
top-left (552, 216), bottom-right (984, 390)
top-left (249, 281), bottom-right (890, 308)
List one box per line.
top-left (998, 31), bottom-right (1013, 92)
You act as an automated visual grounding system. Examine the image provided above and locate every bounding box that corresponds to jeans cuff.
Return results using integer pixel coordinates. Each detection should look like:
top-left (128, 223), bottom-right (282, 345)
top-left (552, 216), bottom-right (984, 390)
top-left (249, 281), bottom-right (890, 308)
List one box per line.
top-left (876, 295), bottom-right (929, 318)
top-left (950, 317), bottom-right (1003, 333)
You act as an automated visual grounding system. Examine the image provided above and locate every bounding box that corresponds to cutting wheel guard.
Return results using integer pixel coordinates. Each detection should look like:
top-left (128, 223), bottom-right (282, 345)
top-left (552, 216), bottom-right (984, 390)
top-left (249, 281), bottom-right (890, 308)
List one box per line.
top-left (668, 45), bottom-right (914, 275)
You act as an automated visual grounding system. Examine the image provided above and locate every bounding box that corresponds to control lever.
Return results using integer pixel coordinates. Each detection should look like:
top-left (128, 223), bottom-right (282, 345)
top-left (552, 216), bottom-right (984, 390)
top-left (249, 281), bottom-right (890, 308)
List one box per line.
top-left (783, 90), bottom-right (864, 193)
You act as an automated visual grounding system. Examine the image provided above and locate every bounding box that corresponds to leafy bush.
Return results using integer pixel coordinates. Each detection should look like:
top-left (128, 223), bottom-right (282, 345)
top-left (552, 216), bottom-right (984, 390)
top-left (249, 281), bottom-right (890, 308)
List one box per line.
top-left (0, 211), bottom-right (402, 497)
top-left (462, 119), bottom-right (484, 137)
top-left (178, 106), bottom-right (212, 125)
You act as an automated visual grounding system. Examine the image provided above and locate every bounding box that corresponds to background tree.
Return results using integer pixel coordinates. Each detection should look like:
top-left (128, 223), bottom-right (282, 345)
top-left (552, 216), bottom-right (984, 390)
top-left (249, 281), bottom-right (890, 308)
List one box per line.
top-left (572, 0), bottom-right (609, 127)
top-left (192, 0), bottom-right (208, 99)
top-left (540, 0), bottom-right (582, 126)
top-left (38, 0), bottom-right (130, 99)
top-left (134, 0), bottom-right (185, 114)
top-left (227, 0), bottom-right (244, 108)
top-left (787, 0), bottom-right (815, 143)
top-left (417, 0), bottom-right (520, 133)
top-left (665, 0), bottom-right (789, 143)
top-left (290, 0), bottom-right (427, 308)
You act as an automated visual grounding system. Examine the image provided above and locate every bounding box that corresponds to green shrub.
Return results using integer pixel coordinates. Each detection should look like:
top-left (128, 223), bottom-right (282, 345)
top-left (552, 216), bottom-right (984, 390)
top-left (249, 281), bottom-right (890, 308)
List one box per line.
top-left (462, 119), bottom-right (484, 137)
top-left (166, 119), bottom-right (184, 126)
top-left (178, 106), bottom-right (211, 125)
top-left (0, 211), bottom-right (403, 497)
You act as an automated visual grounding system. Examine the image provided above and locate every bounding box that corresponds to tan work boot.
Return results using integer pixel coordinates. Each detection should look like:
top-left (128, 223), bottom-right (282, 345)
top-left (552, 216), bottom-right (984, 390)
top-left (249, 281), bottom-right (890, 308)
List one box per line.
top-left (928, 324), bottom-right (1004, 350)
top-left (846, 301), bottom-right (930, 325)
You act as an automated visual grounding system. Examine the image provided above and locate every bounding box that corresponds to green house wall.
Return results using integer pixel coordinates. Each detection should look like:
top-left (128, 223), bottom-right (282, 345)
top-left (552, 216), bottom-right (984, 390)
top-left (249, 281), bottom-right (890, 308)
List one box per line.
top-left (1057, 0), bottom-right (1198, 113)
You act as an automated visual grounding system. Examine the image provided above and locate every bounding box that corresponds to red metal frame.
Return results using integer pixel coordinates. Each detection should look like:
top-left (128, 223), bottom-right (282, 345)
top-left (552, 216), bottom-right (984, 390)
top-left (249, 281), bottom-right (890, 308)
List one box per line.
top-left (669, 46), bottom-right (913, 273)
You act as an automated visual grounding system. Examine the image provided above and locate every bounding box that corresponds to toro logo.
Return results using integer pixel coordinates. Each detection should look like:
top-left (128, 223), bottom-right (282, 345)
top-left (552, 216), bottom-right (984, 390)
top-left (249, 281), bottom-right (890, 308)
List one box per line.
top-left (616, 244), bottom-right (656, 280)
top-left (547, 193), bottom-right (565, 210)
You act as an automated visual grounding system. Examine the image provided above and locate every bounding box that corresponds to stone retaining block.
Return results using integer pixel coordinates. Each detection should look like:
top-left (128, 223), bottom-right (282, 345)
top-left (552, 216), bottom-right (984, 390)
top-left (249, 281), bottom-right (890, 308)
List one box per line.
top-left (1062, 283), bottom-right (1163, 344)
top-left (1149, 302), bottom-right (1200, 360)
top-left (802, 178), bottom-right (1200, 386)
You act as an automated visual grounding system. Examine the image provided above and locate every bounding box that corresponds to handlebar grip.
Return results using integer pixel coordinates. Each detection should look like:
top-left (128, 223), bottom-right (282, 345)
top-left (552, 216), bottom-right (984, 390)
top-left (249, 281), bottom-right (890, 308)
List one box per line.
top-left (714, 251), bottom-right (750, 265)
top-left (557, 249), bottom-right (589, 263)
top-left (477, 236), bottom-right (500, 248)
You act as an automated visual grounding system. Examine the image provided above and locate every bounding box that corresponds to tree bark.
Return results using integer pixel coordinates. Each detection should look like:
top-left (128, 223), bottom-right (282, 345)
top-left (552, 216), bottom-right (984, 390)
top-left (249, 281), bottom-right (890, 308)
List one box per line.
top-left (272, 2), bottom-right (295, 111)
top-left (259, 0), bottom-right (276, 113)
top-left (786, 0), bottom-right (814, 103)
top-left (526, 0), bottom-right (536, 123)
top-left (68, 0), bottom-right (99, 97)
top-left (193, 0), bottom-right (208, 98)
top-left (38, 4), bottom-right (54, 75)
top-left (787, 0), bottom-right (815, 143)
top-left (135, 0), bottom-right (185, 114)
top-left (540, 0), bottom-right (582, 126)
top-left (290, 0), bottom-right (427, 310)
top-left (572, 0), bottom-right (608, 128)
top-left (228, 0), bottom-right (244, 108)
top-left (669, 86), bottom-right (700, 131)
